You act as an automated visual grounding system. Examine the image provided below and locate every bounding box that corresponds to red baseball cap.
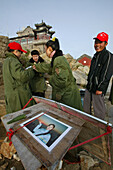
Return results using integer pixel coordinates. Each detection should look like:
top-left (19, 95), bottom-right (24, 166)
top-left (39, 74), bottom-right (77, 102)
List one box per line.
top-left (93, 32), bottom-right (108, 42)
top-left (8, 42), bottom-right (27, 53)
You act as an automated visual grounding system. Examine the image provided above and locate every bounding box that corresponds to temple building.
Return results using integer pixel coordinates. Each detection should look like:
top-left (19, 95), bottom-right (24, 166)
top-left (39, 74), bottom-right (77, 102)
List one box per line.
top-left (9, 21), bottom-right (55, 54)
top-left (33, 21), bottom-right (55, 53)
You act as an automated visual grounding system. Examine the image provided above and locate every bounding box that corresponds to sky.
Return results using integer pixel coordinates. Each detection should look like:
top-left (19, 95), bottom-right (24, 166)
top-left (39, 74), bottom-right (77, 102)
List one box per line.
top-left (0, 0), bottom-right (113, 59)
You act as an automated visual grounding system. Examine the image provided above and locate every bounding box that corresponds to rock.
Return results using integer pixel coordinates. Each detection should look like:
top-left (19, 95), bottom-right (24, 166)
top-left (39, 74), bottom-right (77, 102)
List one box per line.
top-left (0, 36), bottom-right (9, 61)
top-left (40, 53), bottom-right (51, 63)
top-left (64, 53), bottom-right (73, 63)
top-left (79, 150), bottom-right (89, 156)
top-left (72, 71), bottom-right (87, 86)
top-left (83, 66), bottom-right (90, 75)
top-left (80, 155), bottom-right (98, 170)
top-left (71, 62), bottom-right (83, 71)
top-left (78, 151), bottom-right (99, 170)
top-left (10, 167), bottom-right (16, 170)
top-left (13, 153), bottom-right (20, 161)
top-left (0, 157), bottom-right (5, 166)
top-left (99, 162), bottom-right (112, 170)
top-left (0, 162), bottom-right (8, 169)
top-left (0, 154), bottom-right (2, 159)
top-left (69, 59), bottom-right (77, 69)
top-left (63, 163), bottom-right (80, 170)
top-left (76, 65), bottom-right (89, 75)
top-left (3, 137), bottom-right (9, 143)
top-left (0, 62), bottom-right (3, 85)
top-left (77, 66), bottom-right (84, 72)
top-left (0, 142), bottom-right (16, 159)
top-left (45, 84), bottom-right (52, 99)
top-left (0, 104), bottom-right (6, 117)
top-left (39, 165), bottom-right (47, 170)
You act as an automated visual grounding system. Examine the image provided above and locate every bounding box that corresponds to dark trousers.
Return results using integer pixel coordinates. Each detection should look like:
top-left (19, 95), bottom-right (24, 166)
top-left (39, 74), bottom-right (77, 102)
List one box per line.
top-left (83, 89), bottom-right (106, 120)
top-left (32, 92), bottom-right (45, 98)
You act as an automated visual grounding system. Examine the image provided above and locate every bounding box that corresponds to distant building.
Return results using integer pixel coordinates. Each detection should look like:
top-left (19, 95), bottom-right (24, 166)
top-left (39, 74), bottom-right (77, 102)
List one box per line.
top-left (9, 21), bottom-right (55, 54)
top-left (77, 54), bottom-right (92, 66)
top-left (33, 21), bottom-right (55, 53)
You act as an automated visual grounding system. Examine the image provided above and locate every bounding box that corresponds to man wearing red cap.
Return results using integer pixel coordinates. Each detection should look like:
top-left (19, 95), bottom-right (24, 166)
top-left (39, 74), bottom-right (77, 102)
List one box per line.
top-left (83, 32), bottom-right (113, 120)
top-left (3, 42), bottom-right (35, 114)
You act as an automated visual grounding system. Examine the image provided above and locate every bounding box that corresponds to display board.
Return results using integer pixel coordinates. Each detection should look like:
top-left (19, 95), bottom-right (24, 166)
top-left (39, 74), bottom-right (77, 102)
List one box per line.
top-left (12, 103), bottom-right (84, 168)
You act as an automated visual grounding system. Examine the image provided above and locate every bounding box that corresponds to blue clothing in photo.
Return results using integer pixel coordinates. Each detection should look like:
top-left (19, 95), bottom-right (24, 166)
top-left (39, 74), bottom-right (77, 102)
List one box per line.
top-left (33, 123), bottom-right (51, 144)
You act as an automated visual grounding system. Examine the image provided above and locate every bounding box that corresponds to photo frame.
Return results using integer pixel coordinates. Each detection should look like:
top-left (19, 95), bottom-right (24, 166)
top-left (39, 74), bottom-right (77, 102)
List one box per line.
top-left (20, 112), bottom-right (72, 152)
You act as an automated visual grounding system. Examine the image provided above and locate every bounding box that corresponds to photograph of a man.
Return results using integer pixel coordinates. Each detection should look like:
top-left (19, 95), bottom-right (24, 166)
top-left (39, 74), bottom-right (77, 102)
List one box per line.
top-left (21, 113), bottom-right (72, 152)
top-left (33, 121), bottom-right (55, 145)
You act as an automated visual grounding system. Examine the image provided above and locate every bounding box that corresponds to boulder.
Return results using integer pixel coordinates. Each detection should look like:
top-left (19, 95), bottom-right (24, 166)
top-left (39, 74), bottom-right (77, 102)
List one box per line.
top-left (71, 62), bottom-right (83, 71)
top-left (0, 36), bottom-right (9, 60)
top-left (0, 62), bottom-right (3, 85)
top-left (78, 151), bottom-right (99, 170)
top-left (69, 59), bottom-right (77, 69)
top-left (0, 142), bottom-right (16, 159)
top-left (77, 66), bottom-right (84, 72)
top-left (64, 53), bottom-right (73, 63)
top-left (83, 66), bottom-right (90, 75)
top-left (72, 71), bottom-right (87, 86)
top-left (40, 53), bottom-right (51, 63)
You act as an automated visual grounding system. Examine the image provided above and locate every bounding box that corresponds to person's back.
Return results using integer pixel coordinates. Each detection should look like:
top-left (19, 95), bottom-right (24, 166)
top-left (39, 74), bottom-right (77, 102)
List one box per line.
top-left (3, 42), bottom-right (35, 114)
top-left (49, 54), bottom-right (82, 110)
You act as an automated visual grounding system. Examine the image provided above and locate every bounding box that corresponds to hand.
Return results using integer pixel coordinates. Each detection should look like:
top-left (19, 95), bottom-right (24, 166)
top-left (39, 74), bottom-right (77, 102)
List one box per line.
top-left (55, 68), bottom-right (60, 75)
top-left (33, 65), bottom-right (36, 70)
top-left (56, 93), bottom-right (61, 101)
top-left (96, 90), bottom-right (102, 95)
top-left (38, 120), bottom-right (42, 124)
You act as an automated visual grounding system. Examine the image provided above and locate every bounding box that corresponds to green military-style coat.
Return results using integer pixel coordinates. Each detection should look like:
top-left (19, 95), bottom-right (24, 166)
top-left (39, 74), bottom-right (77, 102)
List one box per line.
top-left (29, 71), bottom-right (47, 94)
top-left (35, 55), bottom-right (83, 111)
top-left (26, 58), bottom-right (47, 94)
top-left (3, 52), bottom-right (35, 114)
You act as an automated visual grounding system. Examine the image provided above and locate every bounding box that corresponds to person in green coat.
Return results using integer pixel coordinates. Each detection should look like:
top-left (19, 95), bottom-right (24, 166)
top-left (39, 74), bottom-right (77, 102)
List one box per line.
top-left (26, 50), bottom-right (47, 97)
top-left (33, 38), bottom-right (83, 111)
top-left (3, 42), bottom-right (35, 114)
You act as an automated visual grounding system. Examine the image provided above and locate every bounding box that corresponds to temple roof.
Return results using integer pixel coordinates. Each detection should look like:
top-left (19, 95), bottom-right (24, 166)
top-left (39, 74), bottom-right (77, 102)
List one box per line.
top-left (16, 26), bottom-right (33, 34)
top-left (10, 34), bottom-right (34, 40)
top-left (10, 21), bottom-right (55, 40)
top-left (35, 21), bottom-right (52, 29)
top-left (33, 27), bottom-right (55, 35)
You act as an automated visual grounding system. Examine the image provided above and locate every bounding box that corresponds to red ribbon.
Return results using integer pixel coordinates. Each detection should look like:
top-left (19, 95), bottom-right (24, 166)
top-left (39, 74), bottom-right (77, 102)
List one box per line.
top-left (63, 159), bottom-right (81, 165)
top-left (7, 97), bottom-right (33, 145)
top-left (68, 126), bottom-right (112, 151)
top-left (22, 97), bottom-right (33, 110)
top-left (6, 128), bottom-right (15, 146)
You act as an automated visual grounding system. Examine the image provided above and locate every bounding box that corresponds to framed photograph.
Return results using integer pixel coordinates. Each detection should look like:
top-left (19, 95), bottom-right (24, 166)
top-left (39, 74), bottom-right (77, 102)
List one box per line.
top-left (20, 112), bottom-right (72, 152)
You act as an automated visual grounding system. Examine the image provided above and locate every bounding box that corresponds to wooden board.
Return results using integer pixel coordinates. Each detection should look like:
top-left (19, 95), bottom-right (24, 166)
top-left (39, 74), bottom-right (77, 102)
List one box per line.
top-left (78, 121), bottom-right (112, 165)
top-left (1, 102), bottom-right (85, 169)
top-left (34, 97), bottom-right (113, 167)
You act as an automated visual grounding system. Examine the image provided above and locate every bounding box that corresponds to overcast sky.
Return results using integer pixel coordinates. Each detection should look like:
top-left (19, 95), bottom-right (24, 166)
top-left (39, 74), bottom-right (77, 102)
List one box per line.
top-left (0, 0), bottom-right (113, 58)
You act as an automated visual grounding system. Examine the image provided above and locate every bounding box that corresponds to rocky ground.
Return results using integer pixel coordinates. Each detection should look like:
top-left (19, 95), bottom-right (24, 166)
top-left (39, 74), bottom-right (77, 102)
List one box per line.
top-left (0, 85), bottom-right (113, 170)
top-left (0, 85), bottom-right (25, 169)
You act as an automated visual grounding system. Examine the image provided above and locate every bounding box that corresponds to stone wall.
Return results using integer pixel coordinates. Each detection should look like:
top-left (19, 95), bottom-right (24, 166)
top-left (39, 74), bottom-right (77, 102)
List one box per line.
top-left (0, 62), bottom-right (3, 86)
top-left (0, 36), bottom-right (9, 61)
top-left (0, 35), bottom-right (9, 85)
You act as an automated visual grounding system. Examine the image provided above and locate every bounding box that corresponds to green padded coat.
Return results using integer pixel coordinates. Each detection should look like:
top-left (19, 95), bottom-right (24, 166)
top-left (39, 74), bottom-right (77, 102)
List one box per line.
top-left (35, 55), bottom-right (83, 111)
top-left (26, 57), bottom-right (47, 94)
top-left (3, 52), bottom-right (35, 114)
